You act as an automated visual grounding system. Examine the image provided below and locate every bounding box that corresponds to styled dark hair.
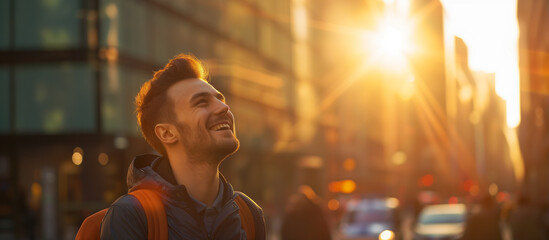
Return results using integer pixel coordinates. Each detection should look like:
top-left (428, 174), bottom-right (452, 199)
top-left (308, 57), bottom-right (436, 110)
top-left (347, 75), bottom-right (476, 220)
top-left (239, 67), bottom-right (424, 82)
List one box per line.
top-left (135, 54), bottom-right (208, 155)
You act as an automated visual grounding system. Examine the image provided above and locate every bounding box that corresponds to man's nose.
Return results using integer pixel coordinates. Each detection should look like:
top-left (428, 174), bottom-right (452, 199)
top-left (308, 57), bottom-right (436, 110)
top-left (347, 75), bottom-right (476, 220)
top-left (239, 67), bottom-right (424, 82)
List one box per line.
top-left (214, 99), bottom-right (230, 114)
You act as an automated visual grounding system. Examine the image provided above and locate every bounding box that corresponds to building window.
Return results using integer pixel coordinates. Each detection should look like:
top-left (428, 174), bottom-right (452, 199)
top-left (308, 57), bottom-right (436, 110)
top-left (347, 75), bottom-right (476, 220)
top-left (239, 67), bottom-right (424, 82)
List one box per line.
top-left (101, 64), bottom-right (148, 135)
top-left (0, 0), bottom-right (10, 49)
top-left (15, 63), bottom-right (95, 133)
top-left (100, 0), bottom-right (152, 61)
top-left (14, 0), bottom-right (82, 49)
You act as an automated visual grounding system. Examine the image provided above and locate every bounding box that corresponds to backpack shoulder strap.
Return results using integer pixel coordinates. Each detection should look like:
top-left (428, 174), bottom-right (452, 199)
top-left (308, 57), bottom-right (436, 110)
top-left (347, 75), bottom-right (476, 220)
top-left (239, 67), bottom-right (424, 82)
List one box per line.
top-left (75, 208), bottom-right (109, 240)
top-left (234, 191), bottom-right (266, 240)
top-left (130, 189), bottom-right (168, 240)
top-left (235, 194), bottom-right (255, 239)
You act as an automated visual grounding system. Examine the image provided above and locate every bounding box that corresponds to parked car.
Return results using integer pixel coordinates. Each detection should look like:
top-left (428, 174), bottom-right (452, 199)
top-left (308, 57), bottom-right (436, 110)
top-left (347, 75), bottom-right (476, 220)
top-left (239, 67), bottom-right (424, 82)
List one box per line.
top-left (339, 197), bottom-right (402, 240)
top-left (413, 203), bottom-right (467, 240)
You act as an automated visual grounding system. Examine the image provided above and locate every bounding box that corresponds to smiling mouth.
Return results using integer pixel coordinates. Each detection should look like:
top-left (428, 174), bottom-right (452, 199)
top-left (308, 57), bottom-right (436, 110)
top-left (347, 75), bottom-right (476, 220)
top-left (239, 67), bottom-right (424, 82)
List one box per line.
top-left (211, 123), bottom-right (231, 131)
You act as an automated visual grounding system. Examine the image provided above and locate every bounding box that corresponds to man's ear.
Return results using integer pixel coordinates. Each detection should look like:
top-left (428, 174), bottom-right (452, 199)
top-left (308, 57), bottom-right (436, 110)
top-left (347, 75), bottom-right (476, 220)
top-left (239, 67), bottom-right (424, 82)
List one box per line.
top-left (154, 123), bottom-right (178, 144)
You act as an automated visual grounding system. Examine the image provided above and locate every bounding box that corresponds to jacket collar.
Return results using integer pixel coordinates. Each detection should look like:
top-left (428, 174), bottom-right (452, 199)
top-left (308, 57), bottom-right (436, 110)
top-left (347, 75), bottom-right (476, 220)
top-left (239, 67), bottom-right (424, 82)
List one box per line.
top-left (126, 154), bottom-right (236, 206)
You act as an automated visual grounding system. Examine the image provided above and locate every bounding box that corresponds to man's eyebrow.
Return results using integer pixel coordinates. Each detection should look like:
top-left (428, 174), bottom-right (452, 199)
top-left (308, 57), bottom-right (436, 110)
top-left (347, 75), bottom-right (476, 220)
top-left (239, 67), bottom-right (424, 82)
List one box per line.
top-left (189, 92), bottom-right (211, 103)
top-left (189, 91), bottom-right (225, 103)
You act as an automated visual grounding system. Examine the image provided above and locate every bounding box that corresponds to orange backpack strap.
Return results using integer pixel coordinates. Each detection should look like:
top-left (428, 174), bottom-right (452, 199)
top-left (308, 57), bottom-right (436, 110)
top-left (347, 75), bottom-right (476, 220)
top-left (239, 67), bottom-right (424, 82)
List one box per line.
top-left (76, 189), bottom-right (167, 240)
top-left (75, 208), bottom-right (109, 240)
top-left (235, 195), bottom-right (255, 240)
top-left (130, 189), bottom-right (168, 240)
top-left (235, 191), bottom-right (266, 240)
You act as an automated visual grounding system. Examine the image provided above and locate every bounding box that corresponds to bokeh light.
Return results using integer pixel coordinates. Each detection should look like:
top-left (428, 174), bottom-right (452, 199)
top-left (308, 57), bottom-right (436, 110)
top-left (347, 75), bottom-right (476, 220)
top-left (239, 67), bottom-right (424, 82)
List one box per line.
top-left (98, 153), bottom-right (109, 166)
top-left (72, 152), bottom-right (83, 166)
top-left (327, 199), bottom-right (340, 211)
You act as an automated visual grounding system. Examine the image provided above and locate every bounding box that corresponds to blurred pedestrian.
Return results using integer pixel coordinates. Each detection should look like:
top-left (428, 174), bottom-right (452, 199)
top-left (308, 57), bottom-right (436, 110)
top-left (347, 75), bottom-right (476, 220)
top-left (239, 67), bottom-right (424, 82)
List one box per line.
top-left (96, 54), bottom-right (265, 239)
top-left (508, 194), bottom-right (545, 240)
top-left (462, 195), bottom-right (502, 240)
top-left (280, 185), bottom-right (331, 240)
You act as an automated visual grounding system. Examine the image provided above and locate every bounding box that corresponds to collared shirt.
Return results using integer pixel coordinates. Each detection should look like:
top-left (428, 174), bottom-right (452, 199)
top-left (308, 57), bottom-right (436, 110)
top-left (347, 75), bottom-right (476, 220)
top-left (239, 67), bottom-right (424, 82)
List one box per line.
top-left (188, 179), bottom-right (224, 236)
top-left (154, 157), bottom-right (228, 237)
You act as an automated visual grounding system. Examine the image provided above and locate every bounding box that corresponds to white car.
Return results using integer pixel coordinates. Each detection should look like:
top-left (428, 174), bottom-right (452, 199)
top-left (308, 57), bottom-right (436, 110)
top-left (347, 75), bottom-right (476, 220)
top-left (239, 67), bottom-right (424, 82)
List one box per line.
top-left (413, 203), bottom-right (467, 240)
top-left (339, 197), bottom-right (401, 240)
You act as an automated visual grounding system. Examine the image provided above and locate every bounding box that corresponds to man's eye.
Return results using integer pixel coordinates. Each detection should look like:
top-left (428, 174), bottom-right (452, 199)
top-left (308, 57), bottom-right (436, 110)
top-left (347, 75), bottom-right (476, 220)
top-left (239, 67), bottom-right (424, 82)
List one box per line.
top-left (196, 100), bottom-right (208, 105)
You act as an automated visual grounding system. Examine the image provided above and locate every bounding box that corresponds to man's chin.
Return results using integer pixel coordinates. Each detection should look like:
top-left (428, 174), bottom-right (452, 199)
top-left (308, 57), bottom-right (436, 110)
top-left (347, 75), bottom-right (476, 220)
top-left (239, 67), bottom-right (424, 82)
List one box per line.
top-left (220, 139), bottom-right (240, 157)
top-left (206, 138), bottom-right (239, 161)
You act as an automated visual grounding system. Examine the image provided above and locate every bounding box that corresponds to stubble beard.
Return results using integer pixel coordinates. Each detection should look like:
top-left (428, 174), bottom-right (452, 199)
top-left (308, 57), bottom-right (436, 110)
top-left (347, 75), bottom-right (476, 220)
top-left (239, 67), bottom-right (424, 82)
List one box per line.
top-left (176, 122), bottom-right (240, 165)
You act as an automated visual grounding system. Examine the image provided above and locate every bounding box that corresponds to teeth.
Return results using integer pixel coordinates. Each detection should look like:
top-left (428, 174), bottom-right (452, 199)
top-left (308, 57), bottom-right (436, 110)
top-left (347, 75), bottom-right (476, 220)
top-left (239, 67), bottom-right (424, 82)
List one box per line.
top-left (212, 123), bottom-right (230, 131)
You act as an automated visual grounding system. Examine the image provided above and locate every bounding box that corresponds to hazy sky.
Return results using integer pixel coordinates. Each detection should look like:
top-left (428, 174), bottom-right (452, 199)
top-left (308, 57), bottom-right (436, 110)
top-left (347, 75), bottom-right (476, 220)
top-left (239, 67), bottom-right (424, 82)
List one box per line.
top-left (442, 0), bottom-right (520, 127)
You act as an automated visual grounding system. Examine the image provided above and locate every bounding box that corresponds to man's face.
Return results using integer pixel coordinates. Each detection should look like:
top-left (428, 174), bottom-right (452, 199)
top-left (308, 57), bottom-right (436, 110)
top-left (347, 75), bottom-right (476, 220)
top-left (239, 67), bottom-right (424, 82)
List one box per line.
top-left (166, 78), bottom-right (239, 163)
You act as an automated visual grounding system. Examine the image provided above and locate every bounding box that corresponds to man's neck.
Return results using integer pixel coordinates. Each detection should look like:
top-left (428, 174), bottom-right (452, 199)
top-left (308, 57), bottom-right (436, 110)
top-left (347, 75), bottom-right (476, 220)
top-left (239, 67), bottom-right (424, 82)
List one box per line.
top-left (167, 153), bottom-right (221, 207)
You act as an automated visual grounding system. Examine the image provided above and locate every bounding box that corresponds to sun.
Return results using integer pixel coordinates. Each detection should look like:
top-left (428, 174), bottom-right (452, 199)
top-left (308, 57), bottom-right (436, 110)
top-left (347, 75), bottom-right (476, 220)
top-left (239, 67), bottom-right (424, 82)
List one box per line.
top-left (375, 20), bottom-right (407, 59)
top-left (359, 15), bottom-right (414, 72)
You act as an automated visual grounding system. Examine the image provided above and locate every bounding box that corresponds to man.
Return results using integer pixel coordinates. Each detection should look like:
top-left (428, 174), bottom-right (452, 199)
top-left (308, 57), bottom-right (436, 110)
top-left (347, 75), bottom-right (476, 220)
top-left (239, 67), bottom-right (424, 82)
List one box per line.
top-left (508, 194), bottom-right (545, 240)
top-left (100, 54), bottom-right (265, 239)
top-left (462, 195), bottom-right (502, 240)
top-left (280, 186), bottom-right (331, 240)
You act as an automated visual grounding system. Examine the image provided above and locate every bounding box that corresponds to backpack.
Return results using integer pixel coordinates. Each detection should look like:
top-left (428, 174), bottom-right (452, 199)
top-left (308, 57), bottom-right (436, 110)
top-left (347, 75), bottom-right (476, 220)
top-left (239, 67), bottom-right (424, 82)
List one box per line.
top-left (75, 189), bottom-right (259, 240)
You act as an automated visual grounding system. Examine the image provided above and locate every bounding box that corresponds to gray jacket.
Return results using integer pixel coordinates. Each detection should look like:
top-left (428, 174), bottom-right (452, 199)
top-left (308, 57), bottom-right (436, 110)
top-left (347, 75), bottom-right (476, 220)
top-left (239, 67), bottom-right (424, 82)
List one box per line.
top-left (100, 154), bottom-right (265, 240)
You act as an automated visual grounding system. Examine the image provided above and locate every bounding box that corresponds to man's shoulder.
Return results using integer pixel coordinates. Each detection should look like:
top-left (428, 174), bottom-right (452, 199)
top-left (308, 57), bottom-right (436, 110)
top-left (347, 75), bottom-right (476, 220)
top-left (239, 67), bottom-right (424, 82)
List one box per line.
top-left (100, 194), bottom-right (148, 239)
top-left (111, 193), bottom-right (141, 209)
top-left (234, 191), bottom-right (263, 212)
top-left (104, 193), bottom-right (147, 221)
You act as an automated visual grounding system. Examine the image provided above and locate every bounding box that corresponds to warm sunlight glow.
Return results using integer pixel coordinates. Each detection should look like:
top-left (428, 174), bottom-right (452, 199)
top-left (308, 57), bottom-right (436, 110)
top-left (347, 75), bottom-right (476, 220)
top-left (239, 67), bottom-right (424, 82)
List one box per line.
top-left (504, 127), bottom-right (525, 183)
top-left (505, 92), bottom-right (521, 128)
top-left (442, 0), bottom-right (520, 128)
top-left (383, 0), bottom-right (411, 16)
top-left (357, 11), bottom-right (414, 73)
top-left (292, 0), bottom-right (308, 40)
top-left (365, 16), bottom-right (413, 70)
top-left (397, 76), bottom-right (415, 100)
top-left (376, 25), bottom-right (405, 58)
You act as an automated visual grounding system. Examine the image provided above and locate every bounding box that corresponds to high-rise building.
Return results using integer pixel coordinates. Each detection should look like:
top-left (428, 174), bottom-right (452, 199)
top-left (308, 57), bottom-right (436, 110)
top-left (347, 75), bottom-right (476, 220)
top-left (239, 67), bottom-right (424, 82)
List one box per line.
top-left (517, 0), bottom-right (549, 204)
